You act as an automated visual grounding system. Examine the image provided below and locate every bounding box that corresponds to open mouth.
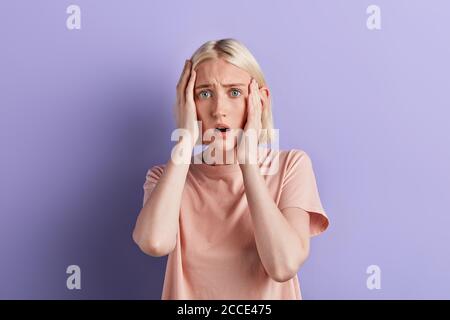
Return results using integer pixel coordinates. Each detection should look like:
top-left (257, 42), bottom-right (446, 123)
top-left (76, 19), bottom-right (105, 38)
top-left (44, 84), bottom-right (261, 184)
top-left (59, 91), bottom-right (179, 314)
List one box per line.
top-left (215, 127), bottom-right (230, 133)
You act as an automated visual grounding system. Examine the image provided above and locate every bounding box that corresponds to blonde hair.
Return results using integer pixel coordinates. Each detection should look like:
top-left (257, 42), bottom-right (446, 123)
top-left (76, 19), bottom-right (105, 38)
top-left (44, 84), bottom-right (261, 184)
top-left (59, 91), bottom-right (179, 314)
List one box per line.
top-left (176, 38), bottom-right (275, 145)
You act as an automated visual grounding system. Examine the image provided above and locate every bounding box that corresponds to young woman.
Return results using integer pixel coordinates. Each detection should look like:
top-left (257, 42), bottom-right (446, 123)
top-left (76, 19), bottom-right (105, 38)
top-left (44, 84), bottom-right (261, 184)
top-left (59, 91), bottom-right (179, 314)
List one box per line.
top-left (132, 38), bottom-right (329, 300)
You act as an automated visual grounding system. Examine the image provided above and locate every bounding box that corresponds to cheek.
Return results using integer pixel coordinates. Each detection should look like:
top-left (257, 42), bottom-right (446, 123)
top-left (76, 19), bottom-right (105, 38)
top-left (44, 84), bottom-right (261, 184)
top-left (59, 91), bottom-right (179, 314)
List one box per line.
top-left (194, 103), bottom-right (211, 132)
top-left (195, 102), bottom-right (206, 119)
top-left (231, 97), bottom-right (247, 112)
top-left (230, 99), bottom-right (247, 126)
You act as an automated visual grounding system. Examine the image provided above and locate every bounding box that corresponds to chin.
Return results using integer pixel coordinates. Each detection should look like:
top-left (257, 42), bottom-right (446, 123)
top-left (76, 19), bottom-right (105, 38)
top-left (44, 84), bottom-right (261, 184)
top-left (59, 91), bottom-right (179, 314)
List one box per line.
top-left (204, 136), bottom-right (237, 151)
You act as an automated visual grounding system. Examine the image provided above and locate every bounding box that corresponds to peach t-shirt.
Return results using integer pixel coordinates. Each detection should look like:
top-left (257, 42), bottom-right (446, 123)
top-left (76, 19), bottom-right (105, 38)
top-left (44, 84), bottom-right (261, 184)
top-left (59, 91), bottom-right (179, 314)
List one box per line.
top-left (142, 147), bottom-right (329, 300)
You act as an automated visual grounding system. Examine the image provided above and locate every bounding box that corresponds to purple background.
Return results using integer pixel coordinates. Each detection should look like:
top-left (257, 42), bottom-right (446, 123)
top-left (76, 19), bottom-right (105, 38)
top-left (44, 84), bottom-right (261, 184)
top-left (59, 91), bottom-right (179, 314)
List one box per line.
top-left (1, 0), bottom-right (449, 299)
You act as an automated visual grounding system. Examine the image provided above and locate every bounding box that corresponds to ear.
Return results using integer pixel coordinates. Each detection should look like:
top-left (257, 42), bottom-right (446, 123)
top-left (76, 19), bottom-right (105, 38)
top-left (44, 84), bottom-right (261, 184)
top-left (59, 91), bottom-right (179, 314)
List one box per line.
top-left (258, 85), bottom-right (270, 111)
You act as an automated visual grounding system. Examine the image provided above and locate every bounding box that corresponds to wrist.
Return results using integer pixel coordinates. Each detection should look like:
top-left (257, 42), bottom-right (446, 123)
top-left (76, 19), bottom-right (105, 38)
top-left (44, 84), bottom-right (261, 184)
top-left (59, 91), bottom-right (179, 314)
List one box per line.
top-left (171, 139), bottom-right (194, 165)
top-left (239, 161), bottom-right (259, 174)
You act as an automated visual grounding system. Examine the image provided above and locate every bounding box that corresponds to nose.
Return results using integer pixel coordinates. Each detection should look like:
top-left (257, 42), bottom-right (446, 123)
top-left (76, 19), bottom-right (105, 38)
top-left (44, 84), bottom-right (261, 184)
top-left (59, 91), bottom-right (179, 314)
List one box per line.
top-left (211, 93), bottom-right (227, 118)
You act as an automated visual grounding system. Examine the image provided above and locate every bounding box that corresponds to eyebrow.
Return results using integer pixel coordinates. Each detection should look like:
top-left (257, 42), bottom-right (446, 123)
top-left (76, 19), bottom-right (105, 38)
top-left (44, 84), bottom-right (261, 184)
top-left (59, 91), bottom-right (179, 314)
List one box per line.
top-left (195, 83), bottom-right (247, 90)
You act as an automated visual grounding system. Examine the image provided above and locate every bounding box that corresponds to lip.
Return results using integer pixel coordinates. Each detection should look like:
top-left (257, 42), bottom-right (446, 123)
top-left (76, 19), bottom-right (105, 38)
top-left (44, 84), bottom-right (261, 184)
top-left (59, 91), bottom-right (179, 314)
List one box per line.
top-left (214, 123), bottom-right (230, 129)
top-left (214, 129), bottom-right (229, 139)
top-left (213, 123), bottom-right (230, 139)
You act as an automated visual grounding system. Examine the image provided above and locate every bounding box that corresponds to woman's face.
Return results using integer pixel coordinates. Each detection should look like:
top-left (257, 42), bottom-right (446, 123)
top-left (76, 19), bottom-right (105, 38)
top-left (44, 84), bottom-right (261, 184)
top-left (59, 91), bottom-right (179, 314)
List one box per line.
top-left (193, 58), bottom-right (252, 148)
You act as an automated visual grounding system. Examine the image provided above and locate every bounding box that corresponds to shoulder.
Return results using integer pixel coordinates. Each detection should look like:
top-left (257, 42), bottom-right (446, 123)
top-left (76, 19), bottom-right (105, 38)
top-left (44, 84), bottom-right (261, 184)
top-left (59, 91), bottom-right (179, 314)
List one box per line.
top-left (258, 148), bottom-right (311, 177)
top-left (278, 148), bottom-right (312, 168)
top-left (281, 148), bottom-right (309, 158)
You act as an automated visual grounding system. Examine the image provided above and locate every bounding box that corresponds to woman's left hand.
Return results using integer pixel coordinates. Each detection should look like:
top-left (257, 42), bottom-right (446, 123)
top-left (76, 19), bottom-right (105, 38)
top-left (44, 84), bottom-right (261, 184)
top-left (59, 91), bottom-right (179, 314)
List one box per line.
top-left (236, 78), bottom-right (263, 165)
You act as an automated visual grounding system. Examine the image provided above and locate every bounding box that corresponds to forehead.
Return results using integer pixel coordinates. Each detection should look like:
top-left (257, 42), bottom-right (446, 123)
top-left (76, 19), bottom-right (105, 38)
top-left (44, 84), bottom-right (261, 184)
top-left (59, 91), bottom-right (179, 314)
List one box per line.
top-left (194, 58), bottom-right (251, 85)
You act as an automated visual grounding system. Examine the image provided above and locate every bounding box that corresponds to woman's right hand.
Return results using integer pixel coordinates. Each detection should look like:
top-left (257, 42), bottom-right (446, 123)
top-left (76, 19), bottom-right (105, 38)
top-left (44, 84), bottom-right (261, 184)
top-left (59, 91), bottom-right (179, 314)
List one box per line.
top-left (175, 59), bottom-right (199, 148)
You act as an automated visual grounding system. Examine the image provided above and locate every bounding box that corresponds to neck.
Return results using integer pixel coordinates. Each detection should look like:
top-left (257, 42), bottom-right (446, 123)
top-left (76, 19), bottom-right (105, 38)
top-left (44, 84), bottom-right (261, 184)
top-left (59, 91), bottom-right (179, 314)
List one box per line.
top-left (201, 146), bottom-right (237, 166)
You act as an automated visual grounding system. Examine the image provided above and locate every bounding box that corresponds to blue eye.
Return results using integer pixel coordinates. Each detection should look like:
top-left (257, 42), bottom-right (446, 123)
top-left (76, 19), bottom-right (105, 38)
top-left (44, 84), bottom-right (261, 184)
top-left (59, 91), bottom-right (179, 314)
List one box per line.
top-left (198, 90), bottom-right (212, 99)
top-left (230, 89), bottom-right (242, 97)
top-left (198, 89), bottom-right (242, 99)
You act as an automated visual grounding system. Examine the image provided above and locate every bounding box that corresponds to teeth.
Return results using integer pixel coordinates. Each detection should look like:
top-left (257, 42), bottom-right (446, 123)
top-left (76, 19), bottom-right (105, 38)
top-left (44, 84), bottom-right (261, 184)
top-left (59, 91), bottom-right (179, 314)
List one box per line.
top-left (216, 127), bottom-right (229, 131)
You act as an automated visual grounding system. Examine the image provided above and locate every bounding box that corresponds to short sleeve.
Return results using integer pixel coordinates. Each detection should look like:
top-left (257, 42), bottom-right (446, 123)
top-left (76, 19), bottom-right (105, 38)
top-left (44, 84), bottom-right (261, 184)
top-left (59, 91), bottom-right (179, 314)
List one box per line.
top-left (278, 150), bottom-right (329, 237)
top-left (142, 165), bottom-right (165, 208)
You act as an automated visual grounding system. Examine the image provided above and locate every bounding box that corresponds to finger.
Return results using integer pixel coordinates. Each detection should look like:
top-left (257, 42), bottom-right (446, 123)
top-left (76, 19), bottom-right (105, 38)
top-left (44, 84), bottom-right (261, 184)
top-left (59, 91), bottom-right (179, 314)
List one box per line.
top-left (252, 79), bottom-right (260, 106)
top-left (247, 100), bottom-right (253, 121)
top-left (247, 79), bottom-right (254, 119)
top-left (177, 59), bottom-right (190, 88)
top-left (185, 69), bottom-right (197, 103)
top-left (177, 60), bottom-right (191, 106)
top-left (251, 80), bottom-right (263, 132)
top-left (253, 80), bottom-right (262, 116)
top-left (251, 79), bottom-right (259, 116)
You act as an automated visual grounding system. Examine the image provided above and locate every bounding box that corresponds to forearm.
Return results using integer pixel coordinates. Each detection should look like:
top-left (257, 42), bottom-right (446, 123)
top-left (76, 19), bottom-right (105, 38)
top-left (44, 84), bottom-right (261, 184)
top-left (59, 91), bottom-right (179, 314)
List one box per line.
top-left (240, 163), bottom-right (306, 281)
top-left (133, 141), bottom-right (192, 256)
